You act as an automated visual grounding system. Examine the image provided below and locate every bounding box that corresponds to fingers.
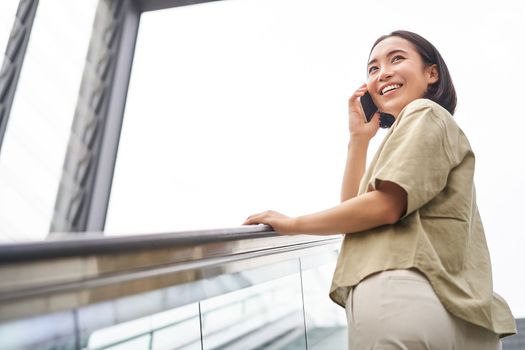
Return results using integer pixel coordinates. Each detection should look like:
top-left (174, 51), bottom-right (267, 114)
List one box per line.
top-left (370, 111), bottom-right (381, 126)
top-left (243, 215), bottom-right (257, 225)
top-left (349, 83), bottom-right (368, 103)
top-left (243, 210), bottom-right (271, 225)
top-left (246, 210), bottom-right (272, 220)
top-left (348, 84), bottom-right (369, 128)
top-left (243, 210), bottom-right (285, 227)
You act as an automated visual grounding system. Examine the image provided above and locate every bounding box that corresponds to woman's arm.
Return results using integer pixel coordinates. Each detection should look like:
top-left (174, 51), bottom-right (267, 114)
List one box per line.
top-left (296, 180), bottom-right (407, 235)
top-left (243, 180), bottom-right (407, 235)
top-left (341, 138), bottom-right (369, 202)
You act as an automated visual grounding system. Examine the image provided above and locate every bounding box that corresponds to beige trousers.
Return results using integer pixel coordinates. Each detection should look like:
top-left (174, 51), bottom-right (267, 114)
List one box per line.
top-left (345, 269), bottom-right (502, 350)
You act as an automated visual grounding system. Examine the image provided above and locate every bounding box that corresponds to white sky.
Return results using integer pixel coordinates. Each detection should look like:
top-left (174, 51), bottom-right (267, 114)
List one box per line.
top-left (0, 0), bottom-right (524, 318)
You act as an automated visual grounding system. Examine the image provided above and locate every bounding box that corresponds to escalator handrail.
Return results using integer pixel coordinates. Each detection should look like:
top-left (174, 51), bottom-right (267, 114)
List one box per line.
top-left (0, 225), bottom-right (282, 262)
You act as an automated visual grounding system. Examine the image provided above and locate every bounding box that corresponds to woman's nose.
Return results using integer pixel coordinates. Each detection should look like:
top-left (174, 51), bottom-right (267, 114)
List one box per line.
top-left (378, 68), bottom-right (393, 81)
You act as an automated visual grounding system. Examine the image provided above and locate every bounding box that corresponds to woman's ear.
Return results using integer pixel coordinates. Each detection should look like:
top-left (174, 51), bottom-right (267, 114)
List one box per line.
top-left (426, 64), bottom-right (439, 84)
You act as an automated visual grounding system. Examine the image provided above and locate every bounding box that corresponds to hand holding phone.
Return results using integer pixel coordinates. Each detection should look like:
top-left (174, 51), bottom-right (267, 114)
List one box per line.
top-left (360, 91), bottom-right (395, 128)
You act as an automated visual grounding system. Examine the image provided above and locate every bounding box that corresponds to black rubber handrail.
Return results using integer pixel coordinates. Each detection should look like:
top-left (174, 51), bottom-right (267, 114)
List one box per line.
top-left (0, 225), bottom-right (279, 263)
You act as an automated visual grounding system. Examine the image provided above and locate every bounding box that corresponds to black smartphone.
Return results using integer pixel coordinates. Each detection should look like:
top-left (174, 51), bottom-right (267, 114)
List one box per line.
top-left (360, 91), bottom-right (395, 128)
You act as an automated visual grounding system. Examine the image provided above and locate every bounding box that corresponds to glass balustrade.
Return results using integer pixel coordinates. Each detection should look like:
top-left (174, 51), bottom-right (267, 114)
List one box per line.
top-left (0, 242), bottom-right (346, 350)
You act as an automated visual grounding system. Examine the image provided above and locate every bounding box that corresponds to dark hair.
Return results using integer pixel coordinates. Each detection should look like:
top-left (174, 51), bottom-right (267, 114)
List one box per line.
top-left (369, 30), bottom-right (457, 115)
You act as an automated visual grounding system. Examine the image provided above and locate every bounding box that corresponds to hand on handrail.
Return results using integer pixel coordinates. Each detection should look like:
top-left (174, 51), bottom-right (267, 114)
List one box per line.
top-left (242, 210), bottom-right (297, 235)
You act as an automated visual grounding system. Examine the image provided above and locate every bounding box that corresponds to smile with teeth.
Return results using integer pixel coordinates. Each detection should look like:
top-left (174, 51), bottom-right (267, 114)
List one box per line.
top-left (381, 84), bottom-right (402, 95)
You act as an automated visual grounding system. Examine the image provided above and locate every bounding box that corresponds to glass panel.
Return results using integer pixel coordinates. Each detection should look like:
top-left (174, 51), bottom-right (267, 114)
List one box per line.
top-left (0, 311), bottom-right (77, 349)
top-left (85, 302), bottom-right (201, 350)
top-left (301, 248), bottom-right (347, 350)
top-left (0, 1), bottom-right (97, 242)
top-left (200, 259), bottom-right (306, 349)
top-left (0, 1), bottom-right (18, 54)
top-left (86, 315), bottom-right (152, 349)
top-left (150, 305), bottom-right (202, 350)
top-left (100, 336), bottom-right (151, 350)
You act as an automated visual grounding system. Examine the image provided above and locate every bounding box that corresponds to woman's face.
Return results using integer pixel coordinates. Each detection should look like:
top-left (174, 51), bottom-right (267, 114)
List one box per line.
top-left (367, 36), bottom-right (438, 118)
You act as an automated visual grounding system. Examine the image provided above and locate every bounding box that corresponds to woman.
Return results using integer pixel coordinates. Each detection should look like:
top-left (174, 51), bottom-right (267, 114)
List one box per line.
top-left (242, 30), bottom-right (516, 348)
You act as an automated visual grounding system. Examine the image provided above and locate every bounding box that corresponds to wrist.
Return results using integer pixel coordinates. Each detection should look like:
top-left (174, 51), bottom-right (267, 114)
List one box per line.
top-left (290, 216), bottom-right (302, 235)
top-left (348, 136), bottom-right (370, 148)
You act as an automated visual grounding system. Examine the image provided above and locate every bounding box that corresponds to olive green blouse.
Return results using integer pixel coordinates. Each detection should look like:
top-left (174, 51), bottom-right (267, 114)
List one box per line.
top-left (329, 98), bottom-right (516, 337)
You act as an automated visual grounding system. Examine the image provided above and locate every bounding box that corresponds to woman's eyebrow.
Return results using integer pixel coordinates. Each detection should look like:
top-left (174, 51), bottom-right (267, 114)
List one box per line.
top-left (368, 49), bottom-right (409, 66)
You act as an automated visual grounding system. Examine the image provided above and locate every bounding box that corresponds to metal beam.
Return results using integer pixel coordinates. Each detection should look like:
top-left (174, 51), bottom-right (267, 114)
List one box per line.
top-left (0, 0), bottom-right (39, 153)
top-left (50, 0), bottom-right (141, 233)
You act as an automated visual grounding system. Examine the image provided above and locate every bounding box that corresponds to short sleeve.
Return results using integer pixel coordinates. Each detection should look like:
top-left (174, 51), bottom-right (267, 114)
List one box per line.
top-left (367, 105), bottom-right (454, 219)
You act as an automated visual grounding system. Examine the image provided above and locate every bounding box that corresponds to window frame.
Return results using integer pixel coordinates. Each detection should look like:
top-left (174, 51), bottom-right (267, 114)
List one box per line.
top-left (51, 0), bottom-right (222, 233)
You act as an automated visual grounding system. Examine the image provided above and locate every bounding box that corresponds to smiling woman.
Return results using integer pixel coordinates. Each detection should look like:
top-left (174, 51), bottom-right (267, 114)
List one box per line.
top-left (243, 30), bottom-right (517, 349)
top-left (98, 0), bottom-right (525, 324)
top-left (0, 0), bottom-right (522, 348)
top-left (366, 33), bottom-right (455, 117)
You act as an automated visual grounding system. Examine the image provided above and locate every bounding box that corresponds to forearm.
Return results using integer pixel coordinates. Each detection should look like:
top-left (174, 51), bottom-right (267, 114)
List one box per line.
top-left (294, 190), bottom-right (398, 235)
top-left (340, 138), bottom-right (369, 202)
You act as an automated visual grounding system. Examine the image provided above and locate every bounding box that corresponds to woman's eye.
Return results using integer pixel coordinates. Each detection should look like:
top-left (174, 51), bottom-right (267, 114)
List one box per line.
top-left (392, 55), bottom-right (405, 62)
top-left (368, 66), bottom-right (378, 74)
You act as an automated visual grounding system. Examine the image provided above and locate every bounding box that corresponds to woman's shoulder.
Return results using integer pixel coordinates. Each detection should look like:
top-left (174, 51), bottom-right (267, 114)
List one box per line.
top-left (397, 98), bottom-right (472, 164)
top-left (396, 98), bottom-right (462, 136)
top-left (399, 98), bottom-right (452, 121)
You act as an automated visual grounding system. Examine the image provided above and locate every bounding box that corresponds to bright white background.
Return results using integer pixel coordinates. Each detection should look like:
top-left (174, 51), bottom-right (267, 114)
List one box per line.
top-left (0, 0), bottom-right (523, 317)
